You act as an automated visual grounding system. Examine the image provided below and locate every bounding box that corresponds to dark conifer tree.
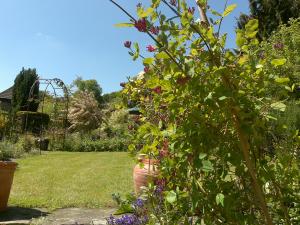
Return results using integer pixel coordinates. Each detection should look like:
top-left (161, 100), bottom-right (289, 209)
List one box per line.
top-left (237, 0), bottom-right (300, 40)
top-left (12, 68), bottom-right (39, 113)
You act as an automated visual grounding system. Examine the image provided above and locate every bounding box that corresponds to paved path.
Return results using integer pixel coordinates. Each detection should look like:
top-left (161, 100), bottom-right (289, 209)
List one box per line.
top-left (0, 207), bottom-right (115, 225)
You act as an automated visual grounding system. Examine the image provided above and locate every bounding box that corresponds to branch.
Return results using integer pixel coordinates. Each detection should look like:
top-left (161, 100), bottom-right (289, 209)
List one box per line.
top-left (195, 0), bottom-right (209, 25)
top-left (161, 0), bottom-right (212, 55)
top-left (217, 0), bottom-right (229, 37)
top-left (109, 0), bottom-right (184, 72)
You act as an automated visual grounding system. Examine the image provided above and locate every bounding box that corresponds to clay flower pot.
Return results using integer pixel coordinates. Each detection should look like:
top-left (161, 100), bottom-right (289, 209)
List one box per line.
top-left (0, 161), bottom-right (17, 211)
top-left (133, 155), bottom-right (159, 194)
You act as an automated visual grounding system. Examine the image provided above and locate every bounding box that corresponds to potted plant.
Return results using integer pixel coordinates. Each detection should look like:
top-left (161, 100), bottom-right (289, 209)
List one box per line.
top-left (0, 148), bottom-right (18, 211)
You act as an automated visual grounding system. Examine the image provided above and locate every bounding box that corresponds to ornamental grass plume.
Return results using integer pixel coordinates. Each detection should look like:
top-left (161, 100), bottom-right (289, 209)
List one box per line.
top-left (68, 91), bottom-right (102, 132)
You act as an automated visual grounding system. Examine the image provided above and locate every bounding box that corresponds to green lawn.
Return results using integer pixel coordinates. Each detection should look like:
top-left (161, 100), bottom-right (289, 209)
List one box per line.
top-left (9, 151), bottom-right (134, 210)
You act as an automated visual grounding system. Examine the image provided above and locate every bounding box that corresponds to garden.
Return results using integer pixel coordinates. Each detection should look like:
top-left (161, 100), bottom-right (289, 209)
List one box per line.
top-left (0, 0), bottom-right (300, 224)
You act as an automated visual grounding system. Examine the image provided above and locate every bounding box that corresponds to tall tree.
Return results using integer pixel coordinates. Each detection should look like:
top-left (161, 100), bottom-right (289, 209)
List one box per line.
top-left (73, 77), bottom-right (103, 105)
top-left (12, 68), bottom-right (39, 113)
top-left (237, 0), bottom-right (300, 40)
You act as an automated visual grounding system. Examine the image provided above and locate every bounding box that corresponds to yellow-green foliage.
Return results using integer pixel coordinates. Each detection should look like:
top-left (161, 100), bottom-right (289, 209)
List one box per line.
top-left (0, 111), bottom-right (9, 133)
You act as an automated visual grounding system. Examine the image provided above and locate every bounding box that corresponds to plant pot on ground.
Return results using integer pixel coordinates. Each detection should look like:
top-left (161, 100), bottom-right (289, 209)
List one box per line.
top-left (0, 151), bottom-right (18, 212)
top-left (133, 154), bottom-right (159, 194)
top-left (35, 138), bottom-right (50, 151)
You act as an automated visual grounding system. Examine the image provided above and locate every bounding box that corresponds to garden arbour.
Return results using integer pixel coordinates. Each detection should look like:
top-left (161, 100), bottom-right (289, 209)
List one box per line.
top-left (112, 0), bottom-right (299, 224)
top-left (21, 77), bottom-right (70, 150)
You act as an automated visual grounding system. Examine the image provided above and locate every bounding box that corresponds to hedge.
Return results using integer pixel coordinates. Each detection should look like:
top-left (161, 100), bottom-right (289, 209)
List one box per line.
top-left (16, 111), bottom-right (50, 134)
top-left (63, 137), bottom-right (130, 152)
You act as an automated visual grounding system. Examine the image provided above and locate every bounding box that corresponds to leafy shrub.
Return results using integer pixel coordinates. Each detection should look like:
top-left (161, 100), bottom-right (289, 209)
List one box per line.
top-left (16, 134), bottom-right (37, 153)
top-left (258, 18), bottom-right (300, 99)
top-left (0, 111), bottom-right (9, 139)
top-left (0, 141), bottom-right (24, 160)
top-left (16, 111), bottom-right (50, 134)
top-left (115, 1), bottom-right (299, 224)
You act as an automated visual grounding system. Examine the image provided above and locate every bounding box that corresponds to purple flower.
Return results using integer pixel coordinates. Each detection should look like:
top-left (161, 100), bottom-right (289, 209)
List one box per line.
top-left (258, 51), bottom-right (265, 59)
top-left (124, 41), bottom-right (132, 48)
top-left (134, 18), bottom-right (147, 32)
top-left (149, 26), bottom-right (159, 35)
top-left (273, 42), bottom-right (284, 50)
top-left (107, 214), bottom-right (147, 225)
top-left (134, 198), bottom-right (144, 208)
top-left (144, 66), bottom-right (150, 73)
top-left (107, 215), bottom-right (115, 225)
top-left (170, 0), bottom-right (177, 7)
top-left (188, 7), bottom-right (195, 15)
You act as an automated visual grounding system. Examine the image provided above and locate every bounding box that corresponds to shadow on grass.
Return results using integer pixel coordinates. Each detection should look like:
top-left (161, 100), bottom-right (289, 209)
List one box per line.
top-left (0, 207), bottom-right (48, 222)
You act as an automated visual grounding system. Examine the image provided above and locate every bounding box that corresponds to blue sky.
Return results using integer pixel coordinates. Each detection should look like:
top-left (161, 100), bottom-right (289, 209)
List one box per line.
top-left (0, 0), bottom-right (249, 94)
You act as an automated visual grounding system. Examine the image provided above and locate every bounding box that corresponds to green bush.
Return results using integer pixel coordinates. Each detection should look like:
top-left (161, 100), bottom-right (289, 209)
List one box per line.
top-left (0, 110), bottom-right (9, 139)
top-left (63, 135), bottom-right (129, 152)
top-left (0, 141), bottom-right (24, 160)
top-left (16, 111), bottom-right (50, 134)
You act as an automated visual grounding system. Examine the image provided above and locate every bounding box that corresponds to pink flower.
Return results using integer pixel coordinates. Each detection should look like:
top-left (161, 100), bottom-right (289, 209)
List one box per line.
top-left (134, 18), bottom-right (147, 32)
top-left (188, 7), bottom-right (195, 14)
top-left (150, 26), bottom-right (160, 35)
top-left (124, 41), bottom-right (131, 48)
top-left (146, 45), bottom-right (156, 52)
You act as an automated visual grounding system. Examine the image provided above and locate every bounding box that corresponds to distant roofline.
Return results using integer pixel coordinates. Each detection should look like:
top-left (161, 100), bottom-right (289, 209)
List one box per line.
top-left (0, 86), bottom-right (13, 100)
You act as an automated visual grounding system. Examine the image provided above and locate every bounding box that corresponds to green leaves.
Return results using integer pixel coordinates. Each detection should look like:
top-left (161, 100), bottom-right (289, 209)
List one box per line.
top-left (202, 160), bottom-right (213, 172)
top-left (270, 102), bottom-right (286, 112)
top-left (275, 77), bottom-right (290, 83)
top-left (236, 30), bottom-right (246, 48)
top-left (245, 19), bottom-right (259, 33)
top-left (132, 42), bottom-right (140, 61)
top-left (216, 193), bottom-right (225, 207)
top-left (223, 4), bottom-right (237, 17)
top-left (245, 19), bottom-right (259, 38)
top-left (137, 7), bottom-right (154, 18)
top-left (199, 153), bottom-right (207, 160)
top-left (271, 58), bottom-right (287, 67)
top-left (114, 23), bottom-right (134, 28)
top-left (166, 190), bottom-right (177, 203)
top-left (143, 57), bottom-right (154, 65)
top-left (156, 51), bottom-right (170, 59)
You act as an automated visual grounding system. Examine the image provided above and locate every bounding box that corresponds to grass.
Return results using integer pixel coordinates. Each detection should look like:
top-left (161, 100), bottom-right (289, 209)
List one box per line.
top-left (9, 151), bottom-right (134, 210)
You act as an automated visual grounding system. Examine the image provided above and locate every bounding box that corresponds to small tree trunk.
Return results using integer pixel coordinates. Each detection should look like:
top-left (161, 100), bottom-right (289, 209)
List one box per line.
top-left (231, 107), bottom-right (273, 225)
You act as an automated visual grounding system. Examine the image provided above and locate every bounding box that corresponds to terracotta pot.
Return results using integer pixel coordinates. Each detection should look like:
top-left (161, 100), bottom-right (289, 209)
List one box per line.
top-left (133, 157), bottom-right (159, 194)
top-left (0, 161), bottom-right (17, 211)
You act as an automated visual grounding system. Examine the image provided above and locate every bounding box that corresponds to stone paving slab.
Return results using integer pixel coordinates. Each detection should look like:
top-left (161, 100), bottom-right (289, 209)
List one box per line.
top-left (0, 208), bottom-right (115, 225)
top-left (34, 208), bottom-right (115, 225)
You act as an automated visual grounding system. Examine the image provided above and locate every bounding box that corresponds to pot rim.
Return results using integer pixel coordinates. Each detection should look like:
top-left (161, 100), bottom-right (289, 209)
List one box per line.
top-left (0, 161), bottom-right (18, 169)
